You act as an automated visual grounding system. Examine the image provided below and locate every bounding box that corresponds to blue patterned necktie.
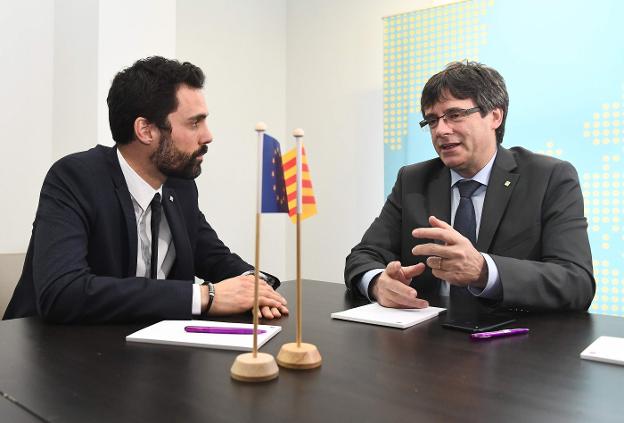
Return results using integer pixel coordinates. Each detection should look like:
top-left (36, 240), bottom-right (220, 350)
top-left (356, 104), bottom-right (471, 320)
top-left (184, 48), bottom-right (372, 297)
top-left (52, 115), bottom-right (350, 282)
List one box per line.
top-left (454, 180), bottom-right (482, 245)
top-left (451, 180), bottom-right (482, 300)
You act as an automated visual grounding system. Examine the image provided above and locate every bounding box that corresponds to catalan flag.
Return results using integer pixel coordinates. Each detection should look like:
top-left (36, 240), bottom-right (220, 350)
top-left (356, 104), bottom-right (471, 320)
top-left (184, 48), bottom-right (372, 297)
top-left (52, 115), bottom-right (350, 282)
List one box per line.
top-left (282, 144), bottom-right (317, 222)
top-left (261, 134), bottom-right (289, 213)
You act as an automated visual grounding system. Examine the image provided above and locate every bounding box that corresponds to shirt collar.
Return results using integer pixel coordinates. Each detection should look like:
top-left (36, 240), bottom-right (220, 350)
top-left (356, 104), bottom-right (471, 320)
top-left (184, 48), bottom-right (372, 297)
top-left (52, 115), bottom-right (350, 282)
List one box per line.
top-left (116, 148), bottom-right (162, 212)
top-left (450, 150), bottom-right (498, 188)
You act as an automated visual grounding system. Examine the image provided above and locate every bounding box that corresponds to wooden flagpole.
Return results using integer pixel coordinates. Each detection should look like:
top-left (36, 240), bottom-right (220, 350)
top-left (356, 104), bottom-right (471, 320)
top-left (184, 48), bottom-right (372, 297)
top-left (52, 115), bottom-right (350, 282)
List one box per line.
top-left (276, 128), bottom-right (322, 370)
top-left (230, 122), bottom-right (279, 382)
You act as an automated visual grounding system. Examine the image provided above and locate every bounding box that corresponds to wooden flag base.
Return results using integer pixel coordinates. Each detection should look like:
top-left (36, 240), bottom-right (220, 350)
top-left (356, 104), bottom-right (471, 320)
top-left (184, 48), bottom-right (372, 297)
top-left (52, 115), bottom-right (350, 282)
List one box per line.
top-left (230, 352), bottom-right (279, 382)
top-left (276, 342), bottom-right (322, 369)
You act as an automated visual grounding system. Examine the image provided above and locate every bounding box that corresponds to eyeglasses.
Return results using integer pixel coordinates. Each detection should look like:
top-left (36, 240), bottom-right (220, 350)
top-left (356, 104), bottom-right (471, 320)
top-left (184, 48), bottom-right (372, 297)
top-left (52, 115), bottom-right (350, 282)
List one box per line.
top-left (419, 106), bottom-right (481, 129)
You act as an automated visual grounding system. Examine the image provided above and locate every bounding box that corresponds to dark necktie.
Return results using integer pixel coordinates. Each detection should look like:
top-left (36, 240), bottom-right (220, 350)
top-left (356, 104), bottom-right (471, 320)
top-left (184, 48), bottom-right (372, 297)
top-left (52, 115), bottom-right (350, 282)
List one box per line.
top-left (450, 180), bottom-right (482, 302)
top-left (150, 193), bottom-right (162, 279)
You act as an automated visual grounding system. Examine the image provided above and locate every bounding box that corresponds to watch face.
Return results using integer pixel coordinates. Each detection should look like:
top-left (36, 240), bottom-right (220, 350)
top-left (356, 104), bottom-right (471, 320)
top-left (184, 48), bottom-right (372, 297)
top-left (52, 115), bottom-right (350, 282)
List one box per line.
top-left (267, 275), bottom-right (280, 289)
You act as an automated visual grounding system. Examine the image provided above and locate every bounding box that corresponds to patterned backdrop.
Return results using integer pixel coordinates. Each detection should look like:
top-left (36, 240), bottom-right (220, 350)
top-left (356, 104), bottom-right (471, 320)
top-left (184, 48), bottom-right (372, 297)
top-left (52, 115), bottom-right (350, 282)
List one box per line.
top-left (383, 0), bottom-right (624, 316)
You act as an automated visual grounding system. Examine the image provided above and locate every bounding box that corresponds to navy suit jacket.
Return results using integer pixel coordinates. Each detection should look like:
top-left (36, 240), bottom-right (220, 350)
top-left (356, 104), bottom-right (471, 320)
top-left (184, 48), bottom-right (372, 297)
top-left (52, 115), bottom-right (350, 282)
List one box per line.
top-left (344, 146), bottom-right (595, 311)
top-left (4, 145), bottom-right (257, 323)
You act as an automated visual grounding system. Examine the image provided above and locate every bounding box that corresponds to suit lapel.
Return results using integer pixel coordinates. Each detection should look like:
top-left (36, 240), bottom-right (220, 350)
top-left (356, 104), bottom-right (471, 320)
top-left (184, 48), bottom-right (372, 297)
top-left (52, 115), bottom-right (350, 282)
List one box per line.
top-left (427, 165), bottom-right (451, 224)
top-left (477, 146), bottom-right (519, 252)
top-left (105, 147), bottom-right (138, 276)
top-left (413, 164), bottom-right (450, 297)
top-left (162, 188), bottom-right (194, 280)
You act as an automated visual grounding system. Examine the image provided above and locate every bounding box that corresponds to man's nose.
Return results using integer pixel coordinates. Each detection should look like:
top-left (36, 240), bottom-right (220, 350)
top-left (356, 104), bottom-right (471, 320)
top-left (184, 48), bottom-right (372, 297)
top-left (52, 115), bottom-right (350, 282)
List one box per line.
top-left (201, 122), bottom-right (213, 145)
top-left (432, 117), bottom-right (453, 136)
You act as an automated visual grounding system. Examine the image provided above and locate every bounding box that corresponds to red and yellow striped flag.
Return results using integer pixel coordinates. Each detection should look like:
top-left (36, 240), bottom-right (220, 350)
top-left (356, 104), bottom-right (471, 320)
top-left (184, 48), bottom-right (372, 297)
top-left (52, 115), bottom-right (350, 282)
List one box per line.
top-left (282, 144), bottom-right (317, 222)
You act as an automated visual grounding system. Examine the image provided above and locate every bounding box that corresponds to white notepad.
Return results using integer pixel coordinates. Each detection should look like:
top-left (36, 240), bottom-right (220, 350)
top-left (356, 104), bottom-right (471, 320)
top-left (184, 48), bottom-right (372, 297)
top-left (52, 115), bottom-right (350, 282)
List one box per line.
top-left (331, 303), bottom-right (445, 329)
top-left (126, 320), bottom-right (281, 351)
top-left (580, 336), bottom-right (624, 366)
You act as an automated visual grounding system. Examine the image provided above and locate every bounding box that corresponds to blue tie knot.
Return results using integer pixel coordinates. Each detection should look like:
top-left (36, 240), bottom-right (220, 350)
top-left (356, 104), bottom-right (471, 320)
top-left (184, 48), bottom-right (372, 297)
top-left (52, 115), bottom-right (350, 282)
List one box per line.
top-left (457, 180), bottom-right (481, 199)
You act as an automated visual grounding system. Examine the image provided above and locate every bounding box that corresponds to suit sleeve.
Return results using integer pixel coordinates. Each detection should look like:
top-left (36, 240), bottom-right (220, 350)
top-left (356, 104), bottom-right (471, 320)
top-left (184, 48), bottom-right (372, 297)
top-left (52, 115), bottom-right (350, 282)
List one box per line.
top-left (33, 159), bottom-right (193, 323)
top-left (492, 161), bottom-right (595, 311)
top-left (193, 208), bottom-right (254, 282)
top-left (344, 167), bottom-right (404, 292)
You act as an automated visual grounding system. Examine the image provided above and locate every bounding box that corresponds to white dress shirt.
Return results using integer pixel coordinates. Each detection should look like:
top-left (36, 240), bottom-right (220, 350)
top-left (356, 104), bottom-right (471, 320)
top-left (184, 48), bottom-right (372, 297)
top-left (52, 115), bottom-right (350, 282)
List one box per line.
top-left (117, 149), bottom-right (202, 315)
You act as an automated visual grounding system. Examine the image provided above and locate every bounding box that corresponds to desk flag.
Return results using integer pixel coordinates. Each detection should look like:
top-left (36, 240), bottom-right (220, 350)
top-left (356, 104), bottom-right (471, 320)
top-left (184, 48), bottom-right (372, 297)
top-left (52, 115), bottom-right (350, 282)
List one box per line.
top-left (261, 134), bottom-right (289, 213)
top-left (282, 144), bottom-right (317, 222)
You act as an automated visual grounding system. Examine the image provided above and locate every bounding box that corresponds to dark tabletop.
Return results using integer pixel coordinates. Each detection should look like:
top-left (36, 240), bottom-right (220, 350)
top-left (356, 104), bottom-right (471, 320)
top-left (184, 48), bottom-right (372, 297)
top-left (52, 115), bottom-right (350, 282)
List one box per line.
top-left (0, 280), bottom-right (622, 423)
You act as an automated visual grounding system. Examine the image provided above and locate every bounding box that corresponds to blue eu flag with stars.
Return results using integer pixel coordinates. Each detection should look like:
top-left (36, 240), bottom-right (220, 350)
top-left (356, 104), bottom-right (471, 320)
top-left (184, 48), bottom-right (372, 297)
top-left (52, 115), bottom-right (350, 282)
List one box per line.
top-left (261, 134), bottom-right (289, 213)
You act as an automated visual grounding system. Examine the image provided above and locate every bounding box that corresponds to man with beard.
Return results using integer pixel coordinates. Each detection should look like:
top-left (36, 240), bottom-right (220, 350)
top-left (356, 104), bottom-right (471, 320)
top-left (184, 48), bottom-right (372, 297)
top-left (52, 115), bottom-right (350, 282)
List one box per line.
top-left (345, 61), bottom-right (595, 312)
top-left (4, 56), bottom-right (288, 323)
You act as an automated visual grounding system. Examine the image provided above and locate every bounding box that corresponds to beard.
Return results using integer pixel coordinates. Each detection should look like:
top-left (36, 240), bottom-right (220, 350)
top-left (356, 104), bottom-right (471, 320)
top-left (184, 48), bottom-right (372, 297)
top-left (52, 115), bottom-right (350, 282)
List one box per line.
top-left (151, 134), bottom-right (208, 180)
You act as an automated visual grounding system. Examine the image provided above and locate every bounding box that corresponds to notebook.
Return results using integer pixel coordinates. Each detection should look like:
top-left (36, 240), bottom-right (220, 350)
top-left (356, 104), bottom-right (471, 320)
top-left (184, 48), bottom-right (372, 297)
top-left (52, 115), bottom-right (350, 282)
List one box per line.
top-left (580, 336), bottom-right (624, 366)
top-left (126, 320), bottom-right (281, 351)
top-left (331, 303), bottom-right (445, 329)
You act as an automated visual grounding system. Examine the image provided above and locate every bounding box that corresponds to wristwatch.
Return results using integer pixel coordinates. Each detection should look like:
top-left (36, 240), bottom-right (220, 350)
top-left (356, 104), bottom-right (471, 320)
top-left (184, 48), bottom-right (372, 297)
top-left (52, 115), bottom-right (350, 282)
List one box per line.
top-left (243, 270), bottom-right (281, 289)
top-left (201, 282), bottom-right (215, 317)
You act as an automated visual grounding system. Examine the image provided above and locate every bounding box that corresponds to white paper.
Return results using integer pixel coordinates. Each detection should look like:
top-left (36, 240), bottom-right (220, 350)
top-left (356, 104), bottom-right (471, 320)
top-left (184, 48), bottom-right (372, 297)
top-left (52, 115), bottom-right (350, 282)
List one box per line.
top-left (580, 336), bottom-right (624, 366)
top-left (331, 303), bottom-right (445, 329)
top-left (126, 320), bottom-right (281, 351)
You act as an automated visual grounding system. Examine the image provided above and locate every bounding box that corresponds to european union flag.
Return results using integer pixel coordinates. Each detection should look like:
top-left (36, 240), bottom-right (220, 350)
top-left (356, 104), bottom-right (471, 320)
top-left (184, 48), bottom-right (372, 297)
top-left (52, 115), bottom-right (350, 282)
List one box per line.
top-left (261, 134), bottom-right (289, 213)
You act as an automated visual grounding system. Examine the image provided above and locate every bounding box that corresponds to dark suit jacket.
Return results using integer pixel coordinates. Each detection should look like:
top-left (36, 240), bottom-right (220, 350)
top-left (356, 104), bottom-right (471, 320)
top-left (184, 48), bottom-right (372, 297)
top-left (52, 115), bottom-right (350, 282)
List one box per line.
top-left (4, 145), bottom-right (258, 323)
top-left (345, 146), bottom-right (595, 311)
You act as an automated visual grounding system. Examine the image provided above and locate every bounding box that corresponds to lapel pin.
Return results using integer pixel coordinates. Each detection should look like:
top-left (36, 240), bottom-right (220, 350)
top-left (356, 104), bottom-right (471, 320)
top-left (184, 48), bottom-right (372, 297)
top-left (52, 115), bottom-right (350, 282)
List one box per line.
top-left (504, 181), bottom-right (511, 187)
top-left (169, 195), bottom-right (174, 202)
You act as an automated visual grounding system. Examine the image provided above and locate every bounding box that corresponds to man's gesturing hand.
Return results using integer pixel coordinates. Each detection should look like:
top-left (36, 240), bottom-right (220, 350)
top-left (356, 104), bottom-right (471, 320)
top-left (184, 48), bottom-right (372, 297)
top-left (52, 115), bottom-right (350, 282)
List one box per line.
top-left (412, 216), bottom-right (487, 288)
top-left (371, 261), bottom-right (429, 309)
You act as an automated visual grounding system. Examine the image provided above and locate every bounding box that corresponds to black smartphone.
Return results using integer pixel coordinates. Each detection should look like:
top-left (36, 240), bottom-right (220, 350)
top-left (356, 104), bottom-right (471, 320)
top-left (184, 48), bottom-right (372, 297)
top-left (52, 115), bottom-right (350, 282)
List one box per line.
top-left (441, 313), bottom-right (516, 333)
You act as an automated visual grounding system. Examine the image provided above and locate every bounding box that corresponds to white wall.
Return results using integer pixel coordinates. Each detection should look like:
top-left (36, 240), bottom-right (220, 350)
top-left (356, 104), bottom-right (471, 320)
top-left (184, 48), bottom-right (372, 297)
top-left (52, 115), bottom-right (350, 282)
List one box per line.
top-left (97, 0), bottom-right (177, 146)
top-left (0, 1), bottom-right (54, 253)
top-left (53, 0), bottom-right (99, 160)
top-left (176, 0), bottom-right (288, 280)
top-left (285, 0), bottom-right (456, 283)
top-left (1, 0), bottom-right (456, 286)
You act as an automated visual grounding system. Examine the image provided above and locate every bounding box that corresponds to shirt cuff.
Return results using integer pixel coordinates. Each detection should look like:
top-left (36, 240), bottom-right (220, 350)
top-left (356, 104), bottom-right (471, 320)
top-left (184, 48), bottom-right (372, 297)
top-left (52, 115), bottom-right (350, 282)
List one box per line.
top-left (357, 269), bottom-right (384, 302)
top-left (467, 253), bottom-right (502, 300)
top-left (192, 283), bottom-right (202, 316)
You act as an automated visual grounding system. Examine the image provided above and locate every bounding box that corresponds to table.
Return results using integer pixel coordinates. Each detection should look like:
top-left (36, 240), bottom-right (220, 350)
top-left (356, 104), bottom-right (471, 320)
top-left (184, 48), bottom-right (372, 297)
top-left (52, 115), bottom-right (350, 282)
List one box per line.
top-left (0, 280), bottom-right (622, 422)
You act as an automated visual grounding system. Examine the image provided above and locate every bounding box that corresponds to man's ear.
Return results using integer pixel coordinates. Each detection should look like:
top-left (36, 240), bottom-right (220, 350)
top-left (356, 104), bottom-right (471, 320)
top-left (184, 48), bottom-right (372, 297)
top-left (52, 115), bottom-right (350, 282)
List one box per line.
top-left (133, 117), bottom-right (154, 145)
top-left (491, 108), bottom-right (504, 130)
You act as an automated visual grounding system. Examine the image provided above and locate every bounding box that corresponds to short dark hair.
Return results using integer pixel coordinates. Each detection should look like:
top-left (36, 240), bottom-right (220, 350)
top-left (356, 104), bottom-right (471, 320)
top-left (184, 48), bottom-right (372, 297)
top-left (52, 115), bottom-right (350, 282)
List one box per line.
top-left (421, 61), bottom-right (509, 143)
top-left (107, 56), bottom-right (205, 145)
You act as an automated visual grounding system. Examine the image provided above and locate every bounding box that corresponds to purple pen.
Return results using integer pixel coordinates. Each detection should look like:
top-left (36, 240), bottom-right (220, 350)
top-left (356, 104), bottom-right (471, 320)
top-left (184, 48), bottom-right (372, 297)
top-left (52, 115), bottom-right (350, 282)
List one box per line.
top-left (470, 328), bottom-right (530, 340)
top-left (184, 326), bottom-right (266, 335)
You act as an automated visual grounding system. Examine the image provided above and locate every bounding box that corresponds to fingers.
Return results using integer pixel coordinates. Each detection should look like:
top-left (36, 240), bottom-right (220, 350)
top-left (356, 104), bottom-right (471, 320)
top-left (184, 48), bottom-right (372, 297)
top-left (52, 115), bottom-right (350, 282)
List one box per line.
top-left (426, 256), bottom-right (443, 270)
top-left (412, 227), bottom-right (456, 245)
top-left (260, 306), bottom-right (275, 319)
top-left (210, 275), bottom-right (289, 316)
top-left (401, 263), bottom-right (427, 279)
top-left (384, 282), bottom-right (429, 308)
top-left (258, 280), bottom-right (287, 304)
top-left (259, 305), bottom-right (288, 320)
top-left (412, 215), bottom-right (459, 246)
top-left (241, 276), bottom-right (287, 305)
top-left (376, 272), bottom-right (429, 309)
top-left (412, 241), bottom-right (453, 258)
top-left (378, 261), bottom-right (428, 308)
top-left (428, 215), bottom-right (452, 229)
top-left (385, 261), bottom-right (425, 285)
top-left (257, 296), bottom-right (285, 309)
top-left (385, 261), bottom-right (403, 279)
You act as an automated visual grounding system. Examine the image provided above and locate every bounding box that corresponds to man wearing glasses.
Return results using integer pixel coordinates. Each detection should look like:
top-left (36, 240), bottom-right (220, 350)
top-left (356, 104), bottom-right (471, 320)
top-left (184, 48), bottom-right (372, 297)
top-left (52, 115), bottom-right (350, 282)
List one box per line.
top-left (345, 61), bottom-right (595, 312)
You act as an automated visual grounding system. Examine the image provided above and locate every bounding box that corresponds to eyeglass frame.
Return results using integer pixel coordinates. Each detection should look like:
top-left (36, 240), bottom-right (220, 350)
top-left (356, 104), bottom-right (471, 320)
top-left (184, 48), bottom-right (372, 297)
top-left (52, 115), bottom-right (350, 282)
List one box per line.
top-left (419, 106), bottom-right (482, 129)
